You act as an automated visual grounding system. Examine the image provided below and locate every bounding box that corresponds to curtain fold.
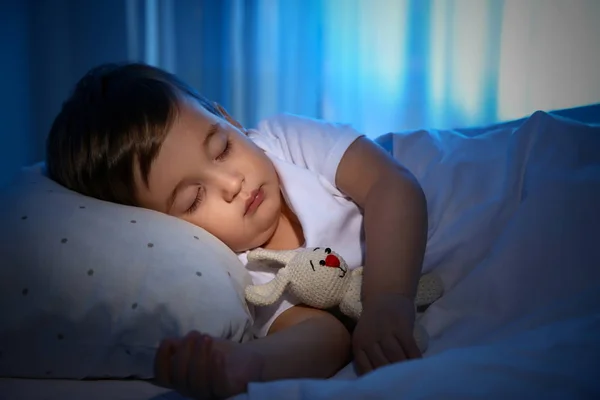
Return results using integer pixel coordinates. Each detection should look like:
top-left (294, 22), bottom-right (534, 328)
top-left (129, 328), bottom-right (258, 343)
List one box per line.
top-left (137, 0), bottom-right (598, 136)
top-left (2, 0), bottom-right (598, 185)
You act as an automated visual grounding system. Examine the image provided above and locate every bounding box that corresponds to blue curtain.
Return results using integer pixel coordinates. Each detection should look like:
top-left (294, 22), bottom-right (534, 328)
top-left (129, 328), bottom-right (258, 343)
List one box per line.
top-left (2, 0), bottom-right (600, 187)
top-left (135, 0), bottom-right (600, 137)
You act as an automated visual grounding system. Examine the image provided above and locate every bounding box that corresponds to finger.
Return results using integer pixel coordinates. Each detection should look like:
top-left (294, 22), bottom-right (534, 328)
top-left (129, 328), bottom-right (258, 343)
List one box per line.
top-left (397, 331), bottom-right (422, 360)
top-left (364, 342), bottom-right (392, 370)
top-left (154, 338), bottom-right (179, 387)
top-left (353, 349), bottom-right (373, 376)
top-left (379, 335), bottom-right (407, 364)
top-left (172, 331), bottom-right (201, 395)
top-left (187, 334), bottom-right (212, 400)
top-left (209, 346), bottom-right (229, 399)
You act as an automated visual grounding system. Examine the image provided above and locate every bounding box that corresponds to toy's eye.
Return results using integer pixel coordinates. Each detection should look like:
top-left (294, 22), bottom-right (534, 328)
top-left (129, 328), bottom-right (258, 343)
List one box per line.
top-left (319, 260), bottom-right (326, 266)
top-left (325, 248), bottom-right (331, 254)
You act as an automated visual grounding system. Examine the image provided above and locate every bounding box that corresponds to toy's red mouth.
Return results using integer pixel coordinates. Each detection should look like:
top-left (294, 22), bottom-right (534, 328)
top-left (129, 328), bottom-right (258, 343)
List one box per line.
top-left (324, 254), bottom-right (346, 277)
top-left (309, 259), bottom-right (347, 278)
top-left (324, 254), bottom-right (340, 268)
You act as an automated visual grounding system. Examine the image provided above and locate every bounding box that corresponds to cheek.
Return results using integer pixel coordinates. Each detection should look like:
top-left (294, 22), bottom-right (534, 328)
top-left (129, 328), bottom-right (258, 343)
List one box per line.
top-left (244, 142), bottom-right (272, 169)
top-left (192, 204), bottom-right (234, 229)
top-left (188, 211), bottom-right (242, 248)
top-left (254, 154), bottom-right (278, 181)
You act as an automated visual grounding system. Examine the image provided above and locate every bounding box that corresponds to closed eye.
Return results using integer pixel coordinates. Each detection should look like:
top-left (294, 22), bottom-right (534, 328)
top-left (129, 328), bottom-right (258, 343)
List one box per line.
top-left (186, 187), bottom-right (204, 214)
top-left (216, 138), bottom-right (232, 161)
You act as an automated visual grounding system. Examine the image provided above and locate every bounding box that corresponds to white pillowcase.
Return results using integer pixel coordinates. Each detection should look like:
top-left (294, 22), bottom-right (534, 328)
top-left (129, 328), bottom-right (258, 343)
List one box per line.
top-left (0, 164), bottom-right (254, 379)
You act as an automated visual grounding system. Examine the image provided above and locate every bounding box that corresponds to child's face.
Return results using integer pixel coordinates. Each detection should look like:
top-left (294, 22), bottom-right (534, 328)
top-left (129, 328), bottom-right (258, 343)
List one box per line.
top-left (135, 96), bottom-right (282, 252)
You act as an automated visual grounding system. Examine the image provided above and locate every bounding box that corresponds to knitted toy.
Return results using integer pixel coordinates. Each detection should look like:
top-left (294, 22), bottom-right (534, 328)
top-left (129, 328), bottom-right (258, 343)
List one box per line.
top-left (245, 247), bottom-right (444, 352)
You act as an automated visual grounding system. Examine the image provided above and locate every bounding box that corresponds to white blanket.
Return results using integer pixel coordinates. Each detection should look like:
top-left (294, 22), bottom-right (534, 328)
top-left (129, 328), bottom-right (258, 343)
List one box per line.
top-left (2, 109), bottom-right (599, 400)
top-left (234, 109), bottom-right (600, 399)
top-left (238, 287), bottom-right (600, 399)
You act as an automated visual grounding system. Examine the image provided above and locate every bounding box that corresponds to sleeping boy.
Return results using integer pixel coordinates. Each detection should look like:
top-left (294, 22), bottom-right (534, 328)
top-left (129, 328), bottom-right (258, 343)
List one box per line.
top-left (45, 62), bottom-right (428, 399)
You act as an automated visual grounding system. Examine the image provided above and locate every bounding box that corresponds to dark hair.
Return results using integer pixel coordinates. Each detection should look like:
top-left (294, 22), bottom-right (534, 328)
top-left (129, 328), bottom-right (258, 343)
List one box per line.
top-left (46, 62), bottom-right (223, 206)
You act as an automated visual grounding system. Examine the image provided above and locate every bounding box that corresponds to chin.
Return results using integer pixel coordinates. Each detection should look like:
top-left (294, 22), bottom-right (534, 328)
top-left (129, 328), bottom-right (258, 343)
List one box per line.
top-left (247, 219), bottom-right (278, 250)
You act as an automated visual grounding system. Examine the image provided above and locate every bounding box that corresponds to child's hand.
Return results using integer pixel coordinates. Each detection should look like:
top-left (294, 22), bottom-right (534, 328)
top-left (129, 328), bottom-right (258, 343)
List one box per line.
top-left (153, 331), bottom-right (264, 399)
top-left (352, 293), bottom-right (421, 375)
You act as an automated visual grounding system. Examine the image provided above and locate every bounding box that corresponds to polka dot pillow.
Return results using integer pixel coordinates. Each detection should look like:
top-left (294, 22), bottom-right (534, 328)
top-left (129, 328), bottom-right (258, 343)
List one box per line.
top-left (0, 164), bottom-right (254, 379)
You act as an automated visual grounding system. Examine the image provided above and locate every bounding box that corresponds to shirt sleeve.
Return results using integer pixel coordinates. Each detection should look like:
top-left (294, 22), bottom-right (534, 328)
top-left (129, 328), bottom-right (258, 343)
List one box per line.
top-left (251, 113), bottom-right (365, 188)
top-left (251, 293), bottom-right (298, 338)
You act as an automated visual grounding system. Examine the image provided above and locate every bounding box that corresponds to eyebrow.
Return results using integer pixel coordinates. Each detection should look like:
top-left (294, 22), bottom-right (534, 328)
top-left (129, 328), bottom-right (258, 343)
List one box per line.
top-left (165, 122), bottom-right (219, 212)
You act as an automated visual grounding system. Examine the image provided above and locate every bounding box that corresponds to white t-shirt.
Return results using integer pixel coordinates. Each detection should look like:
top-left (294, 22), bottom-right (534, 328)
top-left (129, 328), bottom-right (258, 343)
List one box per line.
top-left (238, 113), bottom-right (365, 337)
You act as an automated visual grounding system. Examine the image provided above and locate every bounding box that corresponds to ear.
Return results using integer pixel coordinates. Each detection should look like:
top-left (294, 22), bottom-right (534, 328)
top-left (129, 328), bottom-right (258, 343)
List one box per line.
top-left (245, 268), bottom-right (291, 306)
top-left (214, 102), bottom-right (245, 131)
top-left (247, 248), bottom-right (297, 266)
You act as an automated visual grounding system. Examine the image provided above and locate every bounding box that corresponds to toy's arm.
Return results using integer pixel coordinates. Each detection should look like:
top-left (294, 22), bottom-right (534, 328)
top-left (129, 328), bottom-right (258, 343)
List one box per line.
top-left (245, 268), bottom-right (291, 306)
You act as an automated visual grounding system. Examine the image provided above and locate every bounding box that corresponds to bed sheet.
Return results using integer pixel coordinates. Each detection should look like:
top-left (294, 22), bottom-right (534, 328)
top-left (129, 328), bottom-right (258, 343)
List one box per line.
top-left (0, 378), bottom-right (175, 400)
top-left (1, 104), bottom-right (599, 400)
top-left (379, 105), bottom-right (600, 356)
top-left (236, 285), bottom-right (600, 400)
top-left (0, 362), bottom-right (356, 400)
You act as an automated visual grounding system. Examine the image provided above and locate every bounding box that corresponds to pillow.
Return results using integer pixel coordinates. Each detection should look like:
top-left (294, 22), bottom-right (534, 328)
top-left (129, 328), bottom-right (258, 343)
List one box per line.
top-left (0, 164), bottom-right (254, 379)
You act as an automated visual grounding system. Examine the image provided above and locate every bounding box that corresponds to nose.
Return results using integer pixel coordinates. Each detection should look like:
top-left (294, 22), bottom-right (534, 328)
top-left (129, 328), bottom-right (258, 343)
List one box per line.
top-left (324, 254), bottom-right (340, 268)
top-left (213, 169), bottom-right (243, 202)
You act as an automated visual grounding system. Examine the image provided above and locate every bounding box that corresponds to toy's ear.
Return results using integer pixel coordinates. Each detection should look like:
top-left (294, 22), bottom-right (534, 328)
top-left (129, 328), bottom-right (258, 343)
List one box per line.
top-left (245, 268), bottom-right (291, 306)
top-left (247, 248), bottom-right (297, 266)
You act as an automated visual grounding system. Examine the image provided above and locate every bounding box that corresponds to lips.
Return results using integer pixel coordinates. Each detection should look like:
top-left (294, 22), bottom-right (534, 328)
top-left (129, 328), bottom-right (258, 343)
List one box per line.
top-left (244, 187), bottom-right (264, 215)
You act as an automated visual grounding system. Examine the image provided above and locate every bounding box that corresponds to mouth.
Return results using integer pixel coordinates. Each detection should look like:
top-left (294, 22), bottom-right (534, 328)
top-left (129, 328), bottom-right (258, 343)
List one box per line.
top-left (244, 186), bottom-right (264, 216)
top-left (338, 267), bottom-right (347, 278)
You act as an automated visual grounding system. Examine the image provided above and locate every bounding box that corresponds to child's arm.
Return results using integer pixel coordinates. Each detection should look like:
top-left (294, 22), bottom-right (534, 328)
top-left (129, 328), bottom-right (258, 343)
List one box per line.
top-left (336, 137), bottom-right (428, 374)
top-left (337, 137), bottom-right (427, 301)
top-left (154, 305), bottom-right (351, 399)
top-left (248, 304), bottom-right (352, 378)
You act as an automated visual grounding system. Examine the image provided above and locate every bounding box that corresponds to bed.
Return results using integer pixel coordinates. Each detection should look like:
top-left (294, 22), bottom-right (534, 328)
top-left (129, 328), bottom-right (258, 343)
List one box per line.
top-left (1, 104), bottom-right (600, 399)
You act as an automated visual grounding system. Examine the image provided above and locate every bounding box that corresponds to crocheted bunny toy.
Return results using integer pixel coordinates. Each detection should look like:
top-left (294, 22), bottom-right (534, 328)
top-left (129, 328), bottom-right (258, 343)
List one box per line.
top-left (245, 247), bottom-right (444, 352)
